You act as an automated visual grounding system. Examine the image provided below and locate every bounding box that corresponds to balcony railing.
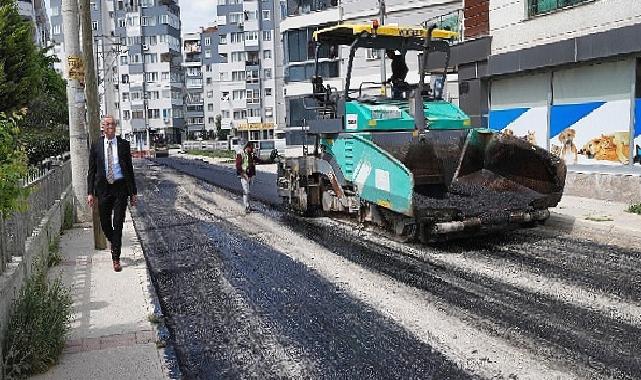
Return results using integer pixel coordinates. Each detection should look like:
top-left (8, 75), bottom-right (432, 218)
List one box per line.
top-left (425, 9), bottom-right (463, 41)
top-left (529, 0), bottom-right (592, 16)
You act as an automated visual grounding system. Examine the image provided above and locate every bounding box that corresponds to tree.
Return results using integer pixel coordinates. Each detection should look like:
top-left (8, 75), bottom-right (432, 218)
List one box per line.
top-left (217, 128), bottom-right (230, 141)
top-left (0, 111), bottom-right (28, 217)
top-left (19, 50), bottom-right (70, 164)
top-left (215, 114), bottom-right (222, 138)
top-left (0, 0), bottom-right (44, 114)
top-left (23, 50), bottom-right (69, 129)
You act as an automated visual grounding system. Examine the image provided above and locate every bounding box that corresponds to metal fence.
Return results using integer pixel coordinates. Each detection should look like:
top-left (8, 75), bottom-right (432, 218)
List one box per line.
top-left (0, 154), bottom-right (72, 274)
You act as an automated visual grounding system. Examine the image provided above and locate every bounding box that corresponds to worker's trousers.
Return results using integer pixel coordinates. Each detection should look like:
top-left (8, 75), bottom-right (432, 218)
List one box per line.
top-left (240, 175), bottom-right (252, 209)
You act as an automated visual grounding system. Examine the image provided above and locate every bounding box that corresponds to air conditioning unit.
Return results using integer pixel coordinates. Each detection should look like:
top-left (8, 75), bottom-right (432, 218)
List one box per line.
top-left (163, 118), bottom-right (170, 123)
top-left (142, 44), bottom-right (149, 51)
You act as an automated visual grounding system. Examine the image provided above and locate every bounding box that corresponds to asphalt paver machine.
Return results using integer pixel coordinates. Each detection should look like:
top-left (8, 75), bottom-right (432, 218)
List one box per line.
top-left (277, 23), bottom-right (566, 242)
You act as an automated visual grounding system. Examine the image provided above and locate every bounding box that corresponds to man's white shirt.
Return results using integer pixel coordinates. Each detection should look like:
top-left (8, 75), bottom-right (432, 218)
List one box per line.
top-left (103, 137), bottom-right (124, 180)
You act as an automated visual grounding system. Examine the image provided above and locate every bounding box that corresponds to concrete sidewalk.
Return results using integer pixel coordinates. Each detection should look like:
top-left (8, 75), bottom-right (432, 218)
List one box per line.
top-left (31, 212), bottom-right (167, 380)
top-left (547, 195), bottom-right (641, 245)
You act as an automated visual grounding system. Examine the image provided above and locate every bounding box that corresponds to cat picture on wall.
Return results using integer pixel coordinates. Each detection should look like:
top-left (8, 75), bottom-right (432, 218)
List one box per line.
top-left (581, 132), bottom-right (630, 164)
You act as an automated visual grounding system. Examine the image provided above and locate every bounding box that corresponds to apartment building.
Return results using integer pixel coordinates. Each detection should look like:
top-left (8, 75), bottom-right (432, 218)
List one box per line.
top-left (455, 0), bottom-right (641, 167)
top-left (17, 0), bottom-right (50, 46)
top-left (216, 0), bottom-right (283, 151)
top-left (49, 0), bottom-right (184, 146)
top-left (114, 0), bottom-right (184, 146)
top-left (183, 32), bottom-right (206, 137)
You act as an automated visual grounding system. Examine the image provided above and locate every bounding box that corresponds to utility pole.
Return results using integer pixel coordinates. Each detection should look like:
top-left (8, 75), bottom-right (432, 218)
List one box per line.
top-left (80, 0), bottom-right (107, 250)
top-left (62, 0), bottom-right (91, 223)
top-left (379, 0), bottom-right (386, 92)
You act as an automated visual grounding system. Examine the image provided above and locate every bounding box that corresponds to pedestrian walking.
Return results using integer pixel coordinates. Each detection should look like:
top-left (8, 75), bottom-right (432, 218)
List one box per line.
top-left (87, 116), bottom-right (137, 272)
top-left (236, 141), bottom-right (264, 213)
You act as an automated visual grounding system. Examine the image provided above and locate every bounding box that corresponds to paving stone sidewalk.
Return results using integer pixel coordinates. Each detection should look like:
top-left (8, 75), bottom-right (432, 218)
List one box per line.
top-left (31, 211), bottom-right (167, 380)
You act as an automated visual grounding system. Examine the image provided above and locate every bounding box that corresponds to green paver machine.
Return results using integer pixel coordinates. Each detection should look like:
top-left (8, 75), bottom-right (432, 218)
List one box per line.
top-left (277, 23), bottom-right (566, 242)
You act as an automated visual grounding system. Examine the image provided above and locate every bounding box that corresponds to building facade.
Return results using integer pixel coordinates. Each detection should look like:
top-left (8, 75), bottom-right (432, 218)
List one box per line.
top-left (216, 0), bottom-right (283, 151)
top-left (17, 0), bottom-right (50, 46)
top-left (49, 0), bottom-right (185, 146)
top-left (183, 31), bottom-right (206, 138)
top-left (454, 0), bottom-right (641, 167)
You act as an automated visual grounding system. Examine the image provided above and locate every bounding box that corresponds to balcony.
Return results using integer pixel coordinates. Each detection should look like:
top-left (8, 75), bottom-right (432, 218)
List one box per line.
top-left (245, 59), bottom-right (260, 67)
top-left (286, 0), bottom-right (336, 16)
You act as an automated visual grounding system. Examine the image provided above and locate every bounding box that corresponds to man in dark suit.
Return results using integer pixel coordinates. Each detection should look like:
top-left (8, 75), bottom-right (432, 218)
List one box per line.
top-left (87, 116), bottom-right (137, 272)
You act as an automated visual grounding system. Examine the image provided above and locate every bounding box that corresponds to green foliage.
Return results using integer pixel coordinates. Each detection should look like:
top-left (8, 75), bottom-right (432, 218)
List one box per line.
top-left (19, 125), bottom-right (69, 165)
top-left (63, 202), bottom-right (73, 230)
top-left (627, 203), bottom-right (641, 215)
top-left (217, 128), bottom-right (231, 141)
top-left (47, 237), bottom-right (62, 267)
top-left (22, 49), bottom-right (69, 129)
top-left (2, 260), bottom-right (72, 378)
top-left (0, 111), bottom-right (29, 217)
top-left (0, 0), bottom-right (44, 114)
top-left (186, 149), bottom-right (235, 159)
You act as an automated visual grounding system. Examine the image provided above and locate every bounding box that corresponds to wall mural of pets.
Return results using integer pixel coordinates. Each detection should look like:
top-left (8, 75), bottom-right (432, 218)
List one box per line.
top-left (581, 132), bottom-right (630, 164)
top-left (558, 128), bottom-right (578, 164)
top-left (526, 130), bottom-right (536, 146)
top-left (502, 128), bottom-right (514, 136)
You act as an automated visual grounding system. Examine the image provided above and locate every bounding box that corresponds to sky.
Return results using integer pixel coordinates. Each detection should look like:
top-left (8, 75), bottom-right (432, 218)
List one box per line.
top-left (179, 0), bottom-right (217, 34)
top-left (45, 0), bottom-right (218, 36)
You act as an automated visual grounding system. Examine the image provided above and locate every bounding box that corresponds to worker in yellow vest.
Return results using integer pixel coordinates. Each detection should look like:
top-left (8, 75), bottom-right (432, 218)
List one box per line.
top-left (235, 141), bottom-right (264, 213)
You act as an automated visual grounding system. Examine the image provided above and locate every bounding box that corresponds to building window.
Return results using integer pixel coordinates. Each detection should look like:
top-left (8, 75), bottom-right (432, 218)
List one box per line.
top-left (529, 0), bottom-right (591, 16)
top-left (263, 50), bottom-right (272, 59)
top-left (246, 69), bottom-right (259, 83)
top-left (262, 10), bottom-right (271, 20)
top-left (205, 50), bottom-right (212, 58)
top-left (117, 17), bottom-right (125, 28)
top-left (123, 110), bottom-right (130, 120)
top-left (208, 104), bottom-right (214, 112)
top-left (231, 52), bottom-right (246, 62)
top-left (220, 34), bottom-right (227, 45)
top-left (231, 32), bottom-right (244, 44)
top-left (204, 37), bottom-right (211, 46)
top-left (122, 92), bottom-right (129, 101)
top-left (92, 21), bottom-right (98, 31)
top-left (366, 48), bottom-right (380, 60)
top-left (207, 91), bottom-right (213, 98)
top-left (53, 25), bottom-right (61, 35)
top-left (222, 110), bottom-right (230, 119)
top-left (232, 71), bottom-right (246, 81)
top-left (247, 89), bottom-right (260, 104)
top-left (244, 31), bottom-right (258, 42)
top-left (232, 90), bottom-right (245, 100)
top-left (144, 54), bottom-right (158, 64)
top-left (51, 6), bottom-right (60, 16)
top-left (144, 72), bottom-right (158, 82)
top-left (265, 88), bottom-right (272, 96)
top-left (264, 68), bottom-right (272, 79)
top-left (262, 31), bottom-right (272, 41)
top-left (121, 74), bottom-right (129, 83)
top-left (162, 72), bottom-right (170, 80)
top-left (147, 109), bottom-right (160, 119)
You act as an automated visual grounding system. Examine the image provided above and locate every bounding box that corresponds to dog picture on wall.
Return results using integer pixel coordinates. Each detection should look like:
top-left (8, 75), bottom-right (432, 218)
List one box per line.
top-left (558, 128), bottom-right (578, 164)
